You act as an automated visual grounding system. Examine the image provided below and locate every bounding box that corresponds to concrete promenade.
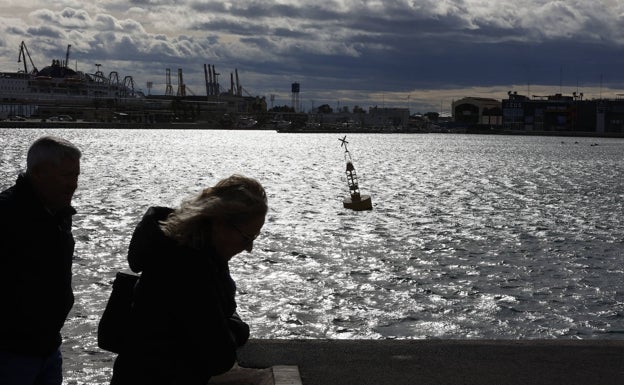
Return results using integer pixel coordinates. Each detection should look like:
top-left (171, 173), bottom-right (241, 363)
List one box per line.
top-left (237, 339), bottom-right (624, 385)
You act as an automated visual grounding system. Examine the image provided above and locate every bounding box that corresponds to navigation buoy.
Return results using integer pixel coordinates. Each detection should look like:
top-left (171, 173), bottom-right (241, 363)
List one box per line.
top-left (339, 136), bottom-right (372, 211)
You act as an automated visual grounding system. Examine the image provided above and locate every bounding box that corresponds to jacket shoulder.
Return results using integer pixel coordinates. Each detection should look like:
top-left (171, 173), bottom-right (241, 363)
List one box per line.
top-left (127, 206), bottom-right (175, 273)
top-left (0, 184), bottom-right (22, 215)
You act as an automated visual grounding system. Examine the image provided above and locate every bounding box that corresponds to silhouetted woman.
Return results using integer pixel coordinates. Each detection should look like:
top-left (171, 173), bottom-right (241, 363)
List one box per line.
top-left (109, 174), bottom-right (268, 385)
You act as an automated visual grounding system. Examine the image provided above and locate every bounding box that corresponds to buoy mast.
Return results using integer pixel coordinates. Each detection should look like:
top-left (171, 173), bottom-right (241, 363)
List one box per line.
top-left (339, 136), bottom-right (372, 211)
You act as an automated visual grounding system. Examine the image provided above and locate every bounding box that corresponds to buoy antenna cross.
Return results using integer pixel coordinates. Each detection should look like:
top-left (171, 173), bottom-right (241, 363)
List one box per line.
top-left (339, 135), bottom-right (349, 151)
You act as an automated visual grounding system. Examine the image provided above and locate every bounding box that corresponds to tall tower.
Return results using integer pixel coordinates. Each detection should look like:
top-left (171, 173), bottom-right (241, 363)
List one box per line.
top-left (176, 68), bottom-right (186, 97)
top-left (165, 68), bottom-right (173, 96)
top-left (291, 82), bottom-right (300, 112)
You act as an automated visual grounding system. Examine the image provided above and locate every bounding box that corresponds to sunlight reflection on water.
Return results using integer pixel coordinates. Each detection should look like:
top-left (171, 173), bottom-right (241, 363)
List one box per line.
top-left (1, 129), bottom-right (623, 384)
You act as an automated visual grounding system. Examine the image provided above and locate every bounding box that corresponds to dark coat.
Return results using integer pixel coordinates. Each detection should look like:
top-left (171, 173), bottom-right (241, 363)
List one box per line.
top-left (110, 206), bottom-right (249, 385)
top-left (0, 174), bottom-right (75, 356)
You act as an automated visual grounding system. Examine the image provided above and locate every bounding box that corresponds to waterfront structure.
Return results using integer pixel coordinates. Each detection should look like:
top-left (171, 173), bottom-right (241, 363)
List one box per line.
top-left (0, 42), bottom-right (267, 126)
top-left (366, 107), bottom-right (410, 128)
top-left (502, 92), bottom-right (624, 134)
top-left (0, 42), bottom-right (148, 121)
top-left (452, 97), bottom-right (502, 127)
top-left (1, 43), bottom-right (142, 103)
top-left (307, 107), bottom-right (410, 130)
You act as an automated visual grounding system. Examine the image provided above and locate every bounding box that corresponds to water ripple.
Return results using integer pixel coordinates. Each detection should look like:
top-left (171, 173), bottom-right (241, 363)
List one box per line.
top-left (2, 129), bottom-right (623, 384)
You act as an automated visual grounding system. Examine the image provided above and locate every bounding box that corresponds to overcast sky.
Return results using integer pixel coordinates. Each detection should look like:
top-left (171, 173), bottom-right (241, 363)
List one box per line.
top-left (1, 0), bottom-right (624, 113)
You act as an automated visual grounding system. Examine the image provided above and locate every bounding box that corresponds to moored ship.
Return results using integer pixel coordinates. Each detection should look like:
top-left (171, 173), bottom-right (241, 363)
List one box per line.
top-left (0, 41), bottom-right (144, 105)
top-left (0, 41), bottom-right (268, 127)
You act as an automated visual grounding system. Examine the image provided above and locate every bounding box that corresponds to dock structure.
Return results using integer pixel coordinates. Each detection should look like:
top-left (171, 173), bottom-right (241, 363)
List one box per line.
top-left (237, 339), bottom-right (624, 385)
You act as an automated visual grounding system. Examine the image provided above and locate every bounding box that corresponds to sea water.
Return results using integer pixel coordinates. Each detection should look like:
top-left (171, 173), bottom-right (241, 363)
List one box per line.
top-left (1, 129), bottom-right (623, 384)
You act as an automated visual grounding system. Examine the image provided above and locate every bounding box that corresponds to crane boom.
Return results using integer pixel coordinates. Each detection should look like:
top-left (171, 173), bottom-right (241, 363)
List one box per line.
top-left (17, 41), bottom-right (38, 74)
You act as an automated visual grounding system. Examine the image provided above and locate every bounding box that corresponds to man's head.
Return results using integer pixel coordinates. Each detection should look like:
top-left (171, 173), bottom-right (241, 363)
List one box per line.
top-left (26, 136), bottom-right (81, 212)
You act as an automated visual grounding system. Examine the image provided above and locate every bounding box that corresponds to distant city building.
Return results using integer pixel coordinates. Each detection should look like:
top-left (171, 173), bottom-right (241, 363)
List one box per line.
top-left (452, 97), bottom-right (502, 126)
top-left (366, 107), bottom-right (410, 128)
top-left (502, 92), bottom-right (624, 134)
top-left (309, 106), bottom-right (410, 129)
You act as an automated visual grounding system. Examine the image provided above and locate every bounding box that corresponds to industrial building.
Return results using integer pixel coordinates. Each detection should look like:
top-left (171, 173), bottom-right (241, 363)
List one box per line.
top-left (452, 97), bottom-right (502, 127)
top-left (449, 93), bottom-right (624, 136)
top-left (502, 92), bottom-right (624, 134)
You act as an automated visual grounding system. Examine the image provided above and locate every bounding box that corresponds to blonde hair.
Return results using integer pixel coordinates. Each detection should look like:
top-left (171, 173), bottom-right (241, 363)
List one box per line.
top-left (160, 174), bottom-right (268, 250)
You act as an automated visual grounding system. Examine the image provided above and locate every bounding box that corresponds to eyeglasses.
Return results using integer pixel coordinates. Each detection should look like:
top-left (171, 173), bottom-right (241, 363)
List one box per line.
top-left (229, 222), bottom-right (260, 245)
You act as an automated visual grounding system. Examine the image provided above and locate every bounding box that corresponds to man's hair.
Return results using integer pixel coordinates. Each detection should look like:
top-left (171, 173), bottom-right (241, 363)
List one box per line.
top-left (160, 174), bottom-right (268, 250)
top-left (26, 136), bottom-right (82, 173)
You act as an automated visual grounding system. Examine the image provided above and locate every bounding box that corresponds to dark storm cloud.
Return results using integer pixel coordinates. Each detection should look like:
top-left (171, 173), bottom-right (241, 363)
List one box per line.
top-left (2, 0), bottom-right (624, 110)
top-left (26, 25), bottom-right (64, 39)
top-left (194, 19), bottom-right (272, 36)
top-left (189, 1), bottom-right (325, 19)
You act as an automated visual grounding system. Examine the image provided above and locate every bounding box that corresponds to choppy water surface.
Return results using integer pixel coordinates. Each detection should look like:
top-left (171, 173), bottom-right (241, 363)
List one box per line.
top-left (1, 129), bottom-right (623, 384)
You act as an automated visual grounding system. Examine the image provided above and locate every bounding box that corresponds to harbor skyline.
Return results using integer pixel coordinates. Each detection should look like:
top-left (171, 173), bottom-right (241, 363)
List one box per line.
top-left (2, 1), bottom-right (624, 112)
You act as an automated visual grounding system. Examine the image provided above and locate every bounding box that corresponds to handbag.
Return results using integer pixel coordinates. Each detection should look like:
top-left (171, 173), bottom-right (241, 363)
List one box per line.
top-left (98, 271), bottom-right (139, 353)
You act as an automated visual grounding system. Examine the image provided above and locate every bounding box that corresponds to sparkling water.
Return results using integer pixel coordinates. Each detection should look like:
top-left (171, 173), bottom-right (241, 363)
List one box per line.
top-left (1, 129), bottom-right (623, 384)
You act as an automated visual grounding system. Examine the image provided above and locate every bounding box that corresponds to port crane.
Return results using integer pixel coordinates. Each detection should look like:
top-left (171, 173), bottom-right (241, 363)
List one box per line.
top-left (17, 41), bottom-right (38, 74)
top-left (165, 68), bottom-right (173, 96)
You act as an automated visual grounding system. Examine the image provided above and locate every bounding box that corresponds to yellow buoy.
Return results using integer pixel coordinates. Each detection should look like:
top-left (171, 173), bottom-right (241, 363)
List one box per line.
top-left (339, 136), bottom-right (372, 211)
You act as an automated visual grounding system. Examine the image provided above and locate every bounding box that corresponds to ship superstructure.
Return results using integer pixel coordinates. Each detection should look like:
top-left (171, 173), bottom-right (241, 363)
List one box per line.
top-left (0, 42), bottom-right (144, 103)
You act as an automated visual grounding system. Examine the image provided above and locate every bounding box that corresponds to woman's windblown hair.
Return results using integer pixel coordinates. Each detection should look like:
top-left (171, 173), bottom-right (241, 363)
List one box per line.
top-left (160, 174), bottom-right (268, 250)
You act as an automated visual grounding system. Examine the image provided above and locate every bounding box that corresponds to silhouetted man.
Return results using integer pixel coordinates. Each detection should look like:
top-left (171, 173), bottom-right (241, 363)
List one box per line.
top-left (0, 136), bottom-right (81, 385)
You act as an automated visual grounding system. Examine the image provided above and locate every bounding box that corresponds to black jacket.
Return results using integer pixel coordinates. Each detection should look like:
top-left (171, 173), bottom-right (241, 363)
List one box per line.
top-left (111, 206), bottom-right (249, 385)
top-left (0, 174), bottom-right (75, 355)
